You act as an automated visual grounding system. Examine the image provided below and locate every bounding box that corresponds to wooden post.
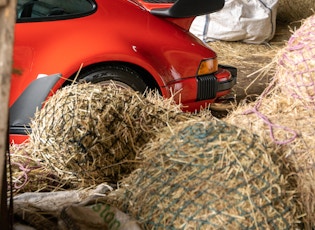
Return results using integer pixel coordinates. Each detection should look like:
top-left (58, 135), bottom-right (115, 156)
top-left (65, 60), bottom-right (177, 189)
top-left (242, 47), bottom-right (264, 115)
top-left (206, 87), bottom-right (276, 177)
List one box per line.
top-left (0, 0), bottom-right (16, 229)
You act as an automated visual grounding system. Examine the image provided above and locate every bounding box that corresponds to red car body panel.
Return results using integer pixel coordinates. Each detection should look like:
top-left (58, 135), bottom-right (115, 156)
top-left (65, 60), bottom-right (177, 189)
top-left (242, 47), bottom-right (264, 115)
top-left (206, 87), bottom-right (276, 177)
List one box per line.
top-left (12, 0), bottom-right (217, 106)
top-left (10, 0), bottom-right (237, 143)
top-left (135, 0), bottom-right (173, 10)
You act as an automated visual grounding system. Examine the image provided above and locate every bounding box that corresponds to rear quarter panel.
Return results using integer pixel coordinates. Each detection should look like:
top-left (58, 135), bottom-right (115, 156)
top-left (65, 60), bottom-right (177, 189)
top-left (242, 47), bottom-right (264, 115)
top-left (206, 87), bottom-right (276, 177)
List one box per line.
top-left (12, 0), bottom-right (217, 106)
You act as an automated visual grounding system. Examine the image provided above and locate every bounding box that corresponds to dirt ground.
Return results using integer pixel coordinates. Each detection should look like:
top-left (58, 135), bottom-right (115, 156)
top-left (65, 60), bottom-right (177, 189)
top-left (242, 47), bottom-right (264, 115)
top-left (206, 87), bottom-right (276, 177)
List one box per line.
top-left (208, 20), bottom-right (300, 116)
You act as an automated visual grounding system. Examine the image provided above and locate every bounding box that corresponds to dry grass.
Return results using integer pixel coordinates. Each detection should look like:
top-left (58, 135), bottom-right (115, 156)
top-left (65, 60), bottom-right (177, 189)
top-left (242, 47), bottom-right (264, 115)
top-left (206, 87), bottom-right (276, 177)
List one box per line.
top-left (210, 41), bottom-right (282, 68)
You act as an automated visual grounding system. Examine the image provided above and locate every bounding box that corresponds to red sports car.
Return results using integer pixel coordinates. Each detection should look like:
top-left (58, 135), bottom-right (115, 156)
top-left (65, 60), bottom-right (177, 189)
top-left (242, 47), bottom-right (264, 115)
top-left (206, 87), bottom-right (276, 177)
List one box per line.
top-left (10, 0), bottom-right (237, 143)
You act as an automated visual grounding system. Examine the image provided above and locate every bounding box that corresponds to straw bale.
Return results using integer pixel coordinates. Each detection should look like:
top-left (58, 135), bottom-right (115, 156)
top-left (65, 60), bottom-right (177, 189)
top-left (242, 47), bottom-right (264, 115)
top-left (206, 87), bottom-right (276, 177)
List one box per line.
top-left (277, 0), bottom-right (314, 23)
top-left (108, 119), bottom-right (296, 229)
top-left (225, 88), bottom-right (315, 228)
top-left (275, 14), bottom-right (315, 107)
top-left (29, 82), bottom-right (195, 187)
top-left (225, 15), bottom-right (315, 229)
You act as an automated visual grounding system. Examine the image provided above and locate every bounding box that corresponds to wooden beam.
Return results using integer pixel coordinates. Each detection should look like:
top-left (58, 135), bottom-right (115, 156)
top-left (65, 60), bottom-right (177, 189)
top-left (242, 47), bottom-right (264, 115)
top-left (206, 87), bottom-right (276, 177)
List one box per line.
top-left (0, 0), bottom-right (17, 228)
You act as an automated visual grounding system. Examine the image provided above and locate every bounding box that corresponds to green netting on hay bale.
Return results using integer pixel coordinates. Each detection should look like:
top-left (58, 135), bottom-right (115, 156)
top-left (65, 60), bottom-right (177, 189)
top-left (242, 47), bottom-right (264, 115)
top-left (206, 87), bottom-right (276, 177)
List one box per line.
top-left (113, 119), bottom-right (296, 229)
top-left (276, 14), bottom-right (315, 107)
top-left (29, 83), bottom-right (193, 186)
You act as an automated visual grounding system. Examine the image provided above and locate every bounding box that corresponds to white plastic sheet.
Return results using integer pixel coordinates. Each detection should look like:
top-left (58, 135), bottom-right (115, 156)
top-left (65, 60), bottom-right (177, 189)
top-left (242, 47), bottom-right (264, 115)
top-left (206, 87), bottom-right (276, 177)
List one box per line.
top-left (190, 0), bottom-right (279, 44)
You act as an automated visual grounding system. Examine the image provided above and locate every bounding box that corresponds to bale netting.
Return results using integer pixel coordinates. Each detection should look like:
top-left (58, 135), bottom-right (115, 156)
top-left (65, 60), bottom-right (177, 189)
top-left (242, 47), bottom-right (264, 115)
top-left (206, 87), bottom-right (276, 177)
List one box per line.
top-left (29, 82), bottom-right (195, 187)
top-left (277, 0), bottom-right (314, 23)
top-left (107, 119), bottom-right (297, 229)
top-left (276, 14), bottom-right (315, 108)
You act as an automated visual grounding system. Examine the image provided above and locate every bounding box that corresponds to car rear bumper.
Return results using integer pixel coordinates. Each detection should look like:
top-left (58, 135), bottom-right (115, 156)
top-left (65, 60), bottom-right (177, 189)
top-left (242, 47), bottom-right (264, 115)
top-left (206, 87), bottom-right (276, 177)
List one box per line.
top-left (196, 65), bottom-right (237, 101)
top-left (218, 65), bottom-right (237, 91)
top-left (165, 64), bottom-right (237, 112)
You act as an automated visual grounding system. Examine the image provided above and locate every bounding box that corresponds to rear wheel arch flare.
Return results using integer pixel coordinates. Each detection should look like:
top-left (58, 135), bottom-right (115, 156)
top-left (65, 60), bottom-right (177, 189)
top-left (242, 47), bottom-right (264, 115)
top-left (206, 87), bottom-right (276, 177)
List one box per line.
top-left (65, 62), bottom-right (161, 94)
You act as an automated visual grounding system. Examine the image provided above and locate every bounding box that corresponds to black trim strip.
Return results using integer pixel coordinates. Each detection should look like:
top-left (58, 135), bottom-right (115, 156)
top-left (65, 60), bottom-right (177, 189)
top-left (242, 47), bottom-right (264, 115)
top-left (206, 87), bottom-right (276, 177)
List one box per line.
top-left (218, 77), bottom-right (237, 92)
top-left (9, 73), bottom-right (61, 134)
top-left (151, 0), bottom-right (224, 18)
top-left (16, 0), bottom-right (97, 23)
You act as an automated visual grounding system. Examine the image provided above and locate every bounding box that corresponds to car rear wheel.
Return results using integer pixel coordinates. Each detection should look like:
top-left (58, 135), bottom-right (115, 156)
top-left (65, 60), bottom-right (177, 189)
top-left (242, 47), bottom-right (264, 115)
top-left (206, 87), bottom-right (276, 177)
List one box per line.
top-left (78, 65), bottom-right (148, 93)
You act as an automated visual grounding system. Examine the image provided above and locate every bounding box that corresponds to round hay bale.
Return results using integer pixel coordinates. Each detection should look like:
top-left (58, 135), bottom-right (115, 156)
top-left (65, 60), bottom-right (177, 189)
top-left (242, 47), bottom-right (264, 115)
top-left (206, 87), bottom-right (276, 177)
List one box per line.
top-left (112, 119), bottom-right (296, 229)
top-left (277, 0), bottom-right (314, 23)
top-left (221, 15), bottom-right (315, 229)
top-left (275, 14), bottom-right (315, 107)
top-left (225, 92), bottom-right (315, 229)
top-left (29, 82), bottom-right (193, 186)
top-left (224, 18), bottom-right (315, 225)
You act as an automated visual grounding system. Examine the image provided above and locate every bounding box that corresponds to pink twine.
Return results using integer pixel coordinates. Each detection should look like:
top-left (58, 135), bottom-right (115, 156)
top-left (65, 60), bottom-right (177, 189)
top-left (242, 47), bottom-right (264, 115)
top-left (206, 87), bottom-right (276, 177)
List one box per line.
top-left (11, 162), bottom-right (31, 189)
top-left (279, 17), bottom-right (315, 104)
top-left (243, 80), bottom-right (298, 145)
top-left (246, 15), bottom-right (315, 144)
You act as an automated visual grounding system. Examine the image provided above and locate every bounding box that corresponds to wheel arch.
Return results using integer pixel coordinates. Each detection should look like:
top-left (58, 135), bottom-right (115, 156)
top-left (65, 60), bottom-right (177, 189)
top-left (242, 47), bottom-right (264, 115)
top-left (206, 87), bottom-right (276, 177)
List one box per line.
top-left (64, 61), bottom-right (163, 95)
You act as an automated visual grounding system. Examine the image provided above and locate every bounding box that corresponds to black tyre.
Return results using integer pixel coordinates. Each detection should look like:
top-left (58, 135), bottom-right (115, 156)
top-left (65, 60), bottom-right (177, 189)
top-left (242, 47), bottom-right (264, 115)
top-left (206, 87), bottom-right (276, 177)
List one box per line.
top-left (78, 65), bottom-right (148, 93)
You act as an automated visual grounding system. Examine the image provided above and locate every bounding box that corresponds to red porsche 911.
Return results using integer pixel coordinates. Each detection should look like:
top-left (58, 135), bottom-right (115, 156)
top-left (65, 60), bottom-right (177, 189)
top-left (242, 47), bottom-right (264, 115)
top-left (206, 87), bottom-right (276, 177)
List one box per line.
top-left (10, 0), bottom-right (237, 143)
